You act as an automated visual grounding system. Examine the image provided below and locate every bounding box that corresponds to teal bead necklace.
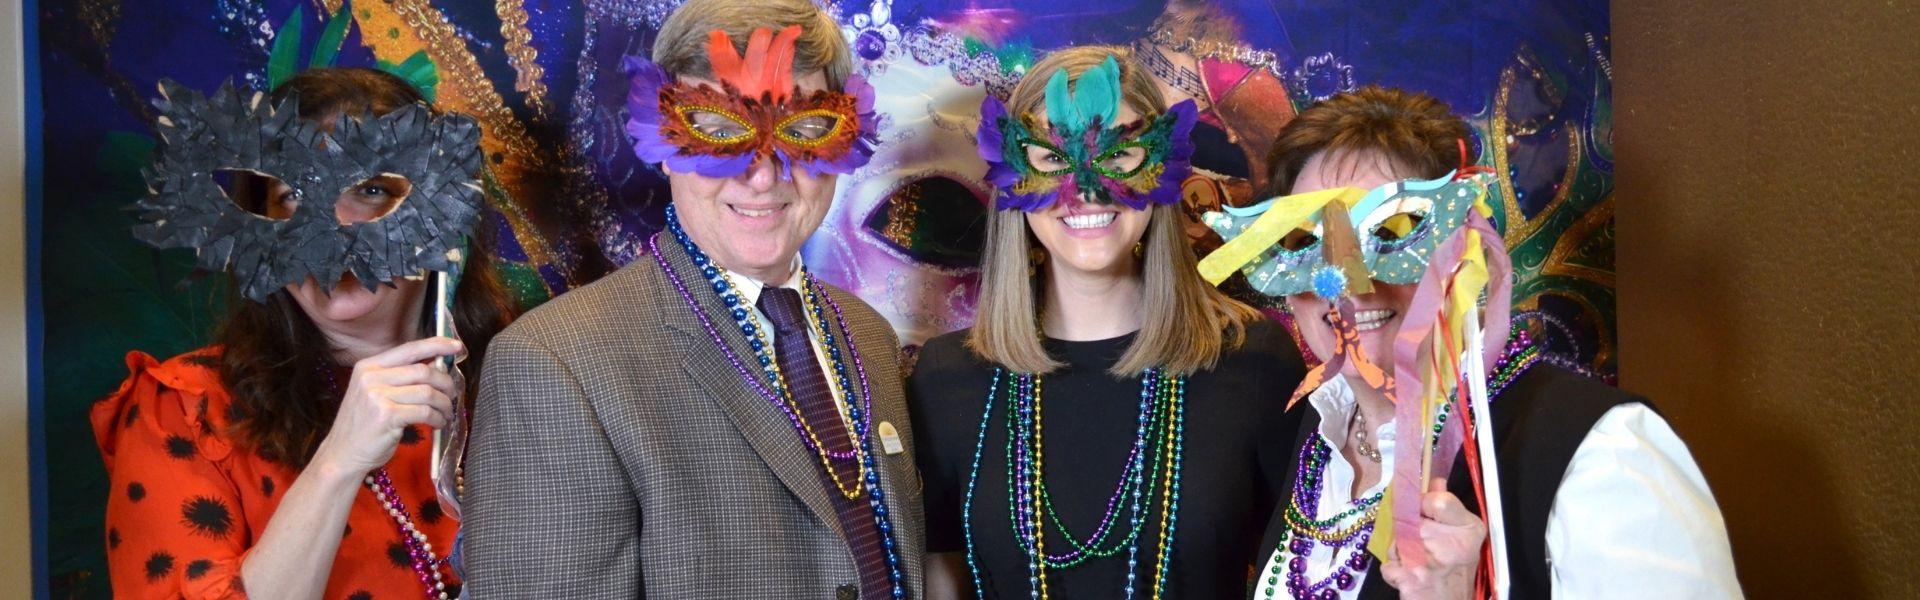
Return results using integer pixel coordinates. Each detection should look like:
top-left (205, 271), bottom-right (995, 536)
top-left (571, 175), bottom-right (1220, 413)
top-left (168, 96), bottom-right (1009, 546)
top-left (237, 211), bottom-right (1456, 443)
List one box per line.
top-left (963, 367), bottom-right (1188, 600)
top-left (1257, 332), bottom-right (1544, 599)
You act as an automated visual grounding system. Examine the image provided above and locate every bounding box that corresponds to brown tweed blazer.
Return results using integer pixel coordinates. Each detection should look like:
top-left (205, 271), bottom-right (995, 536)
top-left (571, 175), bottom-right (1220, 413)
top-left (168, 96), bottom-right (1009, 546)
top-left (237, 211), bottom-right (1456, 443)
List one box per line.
top-left (463, 232), bottom-right (925, 598)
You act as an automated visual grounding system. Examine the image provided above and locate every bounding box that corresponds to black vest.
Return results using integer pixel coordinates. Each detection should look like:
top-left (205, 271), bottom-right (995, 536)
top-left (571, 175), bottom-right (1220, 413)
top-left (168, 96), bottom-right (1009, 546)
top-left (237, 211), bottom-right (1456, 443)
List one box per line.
top-left (1251, 365), bottom-right (1650, 599)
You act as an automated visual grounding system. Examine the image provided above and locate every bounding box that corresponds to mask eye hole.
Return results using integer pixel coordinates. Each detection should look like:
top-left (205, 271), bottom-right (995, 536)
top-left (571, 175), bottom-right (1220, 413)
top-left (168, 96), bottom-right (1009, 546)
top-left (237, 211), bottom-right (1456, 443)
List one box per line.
top-left (861, 176), bottom-right (990, 269)
top-left (678, 108), bottom-right (756, 144)
top-left (1020, 141), bottom-right (1073, 176)
top-left (1360, 194), bottom-right (1435, 249)
top-left (1094, 143), bottom-right (1149, 177)
top-left (1278, 227), bottom-right (1321, 252)
top-left (214, 169), bottom-right (297, 221)
top-left (1372, 212), bottom-right (1425, 241)
top-left (335, 174), bottom-right (411, 224)
top-left (776, 111), bottom-right (844, 145)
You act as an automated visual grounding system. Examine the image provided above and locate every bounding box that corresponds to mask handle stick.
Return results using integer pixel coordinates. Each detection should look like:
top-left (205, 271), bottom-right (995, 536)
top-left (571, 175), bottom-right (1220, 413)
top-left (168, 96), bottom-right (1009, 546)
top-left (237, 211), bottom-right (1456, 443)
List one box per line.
top-left (1462, 303), bottom-right (1508, 599)
top-left (428, 269), bottom-right (452, 477)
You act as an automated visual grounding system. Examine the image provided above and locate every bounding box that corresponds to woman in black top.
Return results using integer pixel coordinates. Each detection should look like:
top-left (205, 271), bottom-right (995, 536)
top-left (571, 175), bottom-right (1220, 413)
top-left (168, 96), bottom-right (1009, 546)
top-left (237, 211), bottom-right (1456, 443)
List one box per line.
top-left (908, 45), bottom-right (1307, 599)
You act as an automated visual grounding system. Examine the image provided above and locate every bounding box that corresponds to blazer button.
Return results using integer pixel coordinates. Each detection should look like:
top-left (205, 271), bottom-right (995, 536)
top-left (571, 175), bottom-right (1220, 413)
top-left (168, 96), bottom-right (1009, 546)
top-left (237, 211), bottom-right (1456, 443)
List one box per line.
top-left (836, 584), bottom-right (859, 600)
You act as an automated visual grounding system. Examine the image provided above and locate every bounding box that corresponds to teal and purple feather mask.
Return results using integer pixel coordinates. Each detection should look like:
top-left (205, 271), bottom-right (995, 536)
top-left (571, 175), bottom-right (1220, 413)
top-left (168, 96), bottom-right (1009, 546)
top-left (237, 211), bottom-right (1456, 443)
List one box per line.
top-left (976, 55), bottom-right (1197, 212)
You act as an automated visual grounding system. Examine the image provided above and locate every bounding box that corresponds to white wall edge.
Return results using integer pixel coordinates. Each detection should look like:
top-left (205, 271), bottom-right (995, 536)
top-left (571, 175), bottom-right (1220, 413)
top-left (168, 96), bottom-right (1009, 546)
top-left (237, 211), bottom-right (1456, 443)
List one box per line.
top-left (1, 0), bottom-right (35, 595)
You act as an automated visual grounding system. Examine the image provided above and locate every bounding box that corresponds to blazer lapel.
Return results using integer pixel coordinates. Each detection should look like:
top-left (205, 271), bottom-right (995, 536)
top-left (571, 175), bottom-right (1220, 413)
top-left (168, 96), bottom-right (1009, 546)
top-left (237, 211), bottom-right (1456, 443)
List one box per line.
top-left (649, 234), bottom-right (849, 542)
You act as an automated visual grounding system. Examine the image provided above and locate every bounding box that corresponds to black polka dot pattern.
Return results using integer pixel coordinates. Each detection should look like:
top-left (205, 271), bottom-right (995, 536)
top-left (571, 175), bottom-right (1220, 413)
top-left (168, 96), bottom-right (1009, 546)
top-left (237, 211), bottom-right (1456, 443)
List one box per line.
top-left (100, 351), bottom-right (469, 598)
top-left (348, 591), bottom-right (374, 600)
top-left (180, 496), bottom-right (234, 539)
top-left (101, 348), bottom-right (465, 597)
top-left (185, 558), bottom-right (213, 580)
top-left (418, 499), bottom-right (443, 524)
top-left (144, 551), bottom-right (174, 582)
top-left (165, 435), bottom-right (197, 459)
top-left (387, 541), bottom-right (411, 568)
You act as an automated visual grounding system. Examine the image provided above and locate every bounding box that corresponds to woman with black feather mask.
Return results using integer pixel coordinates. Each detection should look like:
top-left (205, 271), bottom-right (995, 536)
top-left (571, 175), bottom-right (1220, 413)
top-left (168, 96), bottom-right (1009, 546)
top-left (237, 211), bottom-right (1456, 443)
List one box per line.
top-left (90, 68), bottom-right (516, 599)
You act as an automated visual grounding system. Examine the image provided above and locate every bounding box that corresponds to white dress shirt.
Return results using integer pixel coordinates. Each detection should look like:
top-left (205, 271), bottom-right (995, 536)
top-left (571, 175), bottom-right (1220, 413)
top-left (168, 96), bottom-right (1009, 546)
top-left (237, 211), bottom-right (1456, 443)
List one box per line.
top-left (1254, 376), bottom-right (1742, 599)
top-left (722, 256), bottom-right (855, 429)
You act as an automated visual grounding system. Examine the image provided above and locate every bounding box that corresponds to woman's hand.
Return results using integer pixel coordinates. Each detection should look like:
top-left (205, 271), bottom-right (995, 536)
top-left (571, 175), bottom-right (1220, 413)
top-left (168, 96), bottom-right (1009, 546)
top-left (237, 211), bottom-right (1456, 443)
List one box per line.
top-left (1380, 477), bottom-right (1487, 600)
top-left (311, 337), bottom-right (464, 477)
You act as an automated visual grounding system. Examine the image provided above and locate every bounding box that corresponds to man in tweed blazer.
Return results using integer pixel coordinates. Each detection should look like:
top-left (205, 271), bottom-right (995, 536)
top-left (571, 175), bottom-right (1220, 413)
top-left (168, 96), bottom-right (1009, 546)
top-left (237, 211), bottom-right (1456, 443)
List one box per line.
top-left (461, 1), bottom-right (925, 597)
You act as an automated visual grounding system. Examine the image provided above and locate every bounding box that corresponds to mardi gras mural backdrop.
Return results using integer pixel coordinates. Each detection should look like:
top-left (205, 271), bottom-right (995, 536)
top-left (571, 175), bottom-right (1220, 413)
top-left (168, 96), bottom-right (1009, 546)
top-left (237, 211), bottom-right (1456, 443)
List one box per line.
top-left (35, 0), bottom-right (1613, 594)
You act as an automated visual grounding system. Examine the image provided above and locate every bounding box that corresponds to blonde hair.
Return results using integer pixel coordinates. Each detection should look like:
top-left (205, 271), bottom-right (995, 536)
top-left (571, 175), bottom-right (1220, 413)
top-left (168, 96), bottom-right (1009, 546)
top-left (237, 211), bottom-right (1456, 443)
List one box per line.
top-left (966, 46), bottom-right (1261, 377)
top-left (652, 0), bottom-right (852, 90)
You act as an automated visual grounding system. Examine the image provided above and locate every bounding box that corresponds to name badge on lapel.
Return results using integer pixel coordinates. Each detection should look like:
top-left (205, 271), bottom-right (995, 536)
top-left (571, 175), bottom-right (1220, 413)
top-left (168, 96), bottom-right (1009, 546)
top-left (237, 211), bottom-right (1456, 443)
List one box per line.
top-left (877, 421), bottom-right (905, 455)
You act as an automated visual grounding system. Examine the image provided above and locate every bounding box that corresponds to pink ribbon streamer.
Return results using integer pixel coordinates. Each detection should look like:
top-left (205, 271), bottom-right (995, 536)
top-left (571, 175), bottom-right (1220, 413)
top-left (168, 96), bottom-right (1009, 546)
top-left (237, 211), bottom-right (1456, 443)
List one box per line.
top-left (1384, 211), bottom-right (1512, 568)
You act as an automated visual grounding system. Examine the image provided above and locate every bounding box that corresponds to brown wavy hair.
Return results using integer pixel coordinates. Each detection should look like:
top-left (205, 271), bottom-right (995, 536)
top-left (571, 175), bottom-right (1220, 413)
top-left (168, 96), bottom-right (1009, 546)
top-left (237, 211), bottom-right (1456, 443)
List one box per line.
top-left (216, 68), bottom-right (518, 468)
top-left (1257, 85), bottom-right (1471, 200)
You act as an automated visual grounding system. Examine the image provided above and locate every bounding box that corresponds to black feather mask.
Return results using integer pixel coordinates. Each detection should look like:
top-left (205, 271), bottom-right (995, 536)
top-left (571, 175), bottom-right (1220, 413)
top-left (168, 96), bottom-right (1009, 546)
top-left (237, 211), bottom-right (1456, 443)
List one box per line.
top-left (133, 79), bottom-right (484, 302)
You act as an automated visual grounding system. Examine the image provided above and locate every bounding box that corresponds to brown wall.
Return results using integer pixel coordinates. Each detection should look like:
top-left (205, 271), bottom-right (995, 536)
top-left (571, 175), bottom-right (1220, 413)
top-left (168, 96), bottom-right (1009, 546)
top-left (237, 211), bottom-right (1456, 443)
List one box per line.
top-left (1614, 2), bottom-right (1919, 598)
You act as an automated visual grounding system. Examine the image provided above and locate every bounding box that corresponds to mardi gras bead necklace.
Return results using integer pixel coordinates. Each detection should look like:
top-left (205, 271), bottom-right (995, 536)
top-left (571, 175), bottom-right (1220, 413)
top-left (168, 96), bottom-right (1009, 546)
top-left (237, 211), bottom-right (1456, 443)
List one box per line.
top-left (664, 204), bottom-right (869, 500)
top-left (1015, 371), bottom-right (1160, 566)
top-left (367, 469), bottom-right (452, 600)
top-left (1257, 333), bottom-right (1544, 599)
top-left (649, 212), bottom-right (905, 599)
top-left (1350, 409), bottom-right (1383, 463)
top-left (712, 256), bottom-right (871, 499)
top-left (964, 367), bottom-right (1187, 600)
top-left (802, 268), bottom-right (910, 599)
top-left (320, 367), bottom-right (451, 600)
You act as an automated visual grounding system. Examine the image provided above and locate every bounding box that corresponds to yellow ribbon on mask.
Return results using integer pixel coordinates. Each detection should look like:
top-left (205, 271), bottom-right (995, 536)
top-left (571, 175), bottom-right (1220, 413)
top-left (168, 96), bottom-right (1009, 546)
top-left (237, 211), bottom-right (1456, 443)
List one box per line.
top-left (1196, 187), bottom-right (1367, 285)
top-left (1449, 230), bottom-right (1490, 325)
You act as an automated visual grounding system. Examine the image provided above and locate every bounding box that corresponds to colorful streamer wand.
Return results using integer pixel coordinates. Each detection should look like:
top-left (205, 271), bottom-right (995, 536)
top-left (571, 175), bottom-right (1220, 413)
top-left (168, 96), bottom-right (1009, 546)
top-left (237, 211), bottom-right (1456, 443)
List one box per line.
top-left (1197, 162), bottom-right (1513, 598)
top-left (1381, 205), bottom-right (1512, 600)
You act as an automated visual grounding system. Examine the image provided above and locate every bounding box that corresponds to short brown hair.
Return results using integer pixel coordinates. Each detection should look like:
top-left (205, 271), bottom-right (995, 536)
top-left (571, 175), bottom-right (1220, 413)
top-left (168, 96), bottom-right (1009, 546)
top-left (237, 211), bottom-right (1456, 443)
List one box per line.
top-left (967, 47), bottom-right (1260, 377)
top-left (1258, 86), bottom-right (1470, 199)
top-left (652, 0), bottom-right (852, 90)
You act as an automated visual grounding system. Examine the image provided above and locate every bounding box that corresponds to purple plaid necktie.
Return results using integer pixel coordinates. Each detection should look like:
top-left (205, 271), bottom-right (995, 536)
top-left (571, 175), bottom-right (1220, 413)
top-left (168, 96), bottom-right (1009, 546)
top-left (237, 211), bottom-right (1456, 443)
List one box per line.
top-left (758, 287), bottom-right (892, 598)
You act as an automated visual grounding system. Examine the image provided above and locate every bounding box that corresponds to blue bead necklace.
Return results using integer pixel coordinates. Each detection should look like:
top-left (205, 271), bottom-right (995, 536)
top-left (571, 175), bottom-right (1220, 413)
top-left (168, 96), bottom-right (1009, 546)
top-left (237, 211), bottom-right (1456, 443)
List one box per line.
top-left (654, 206), bottom-right (904, 599)
top-left (664, 206), bottom-right (862, 460)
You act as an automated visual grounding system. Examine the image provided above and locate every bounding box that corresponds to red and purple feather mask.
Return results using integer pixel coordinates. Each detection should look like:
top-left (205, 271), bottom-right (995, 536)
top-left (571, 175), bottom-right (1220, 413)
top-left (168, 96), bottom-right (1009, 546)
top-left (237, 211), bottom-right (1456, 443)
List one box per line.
top-left (623, 25), bottom-right (880, 179)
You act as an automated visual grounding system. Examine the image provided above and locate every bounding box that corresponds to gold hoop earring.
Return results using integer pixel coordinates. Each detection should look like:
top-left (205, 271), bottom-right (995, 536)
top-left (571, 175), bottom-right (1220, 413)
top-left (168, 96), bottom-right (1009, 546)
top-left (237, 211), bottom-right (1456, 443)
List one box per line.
top-left (1132, 241), bottom-right (1144, 258)
top-left (1029, 247), bottom-right (1047, 277)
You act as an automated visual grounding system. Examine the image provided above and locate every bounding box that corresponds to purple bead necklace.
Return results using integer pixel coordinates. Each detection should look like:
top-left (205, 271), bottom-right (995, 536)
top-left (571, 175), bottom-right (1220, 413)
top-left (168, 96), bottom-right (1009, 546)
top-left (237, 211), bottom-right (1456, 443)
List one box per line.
top-left (320, 365), bottom-right (450, 599)
top-left (647, 220), bottom-right (907, 599)
top-left (366, 469), bottom-right (451, 599)
top-left (1259, 333), bottom-right (1544, 599)
top-left (649, 211), bottom-right (867, 462)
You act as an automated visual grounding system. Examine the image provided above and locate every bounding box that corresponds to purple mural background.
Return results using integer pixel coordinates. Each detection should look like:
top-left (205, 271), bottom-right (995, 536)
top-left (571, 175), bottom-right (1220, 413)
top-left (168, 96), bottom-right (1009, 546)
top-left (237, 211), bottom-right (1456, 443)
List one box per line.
top-left (32, 1), bottom-right (1613, 595)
